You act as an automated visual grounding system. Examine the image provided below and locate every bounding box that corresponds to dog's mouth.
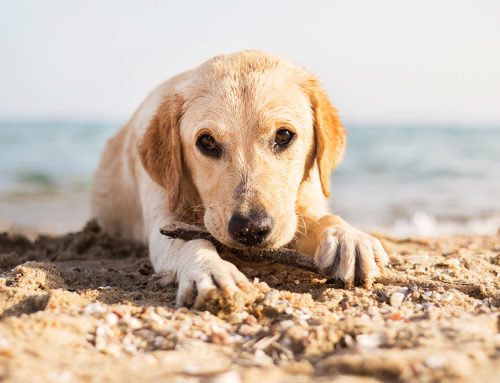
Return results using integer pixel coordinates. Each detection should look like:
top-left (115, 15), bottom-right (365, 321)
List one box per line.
top-left (221, 228), bottom-right (299, 252)
top-left (211, 229), bottom-right (277, 251)
top-left (220, 238), bottom-right (278, 251)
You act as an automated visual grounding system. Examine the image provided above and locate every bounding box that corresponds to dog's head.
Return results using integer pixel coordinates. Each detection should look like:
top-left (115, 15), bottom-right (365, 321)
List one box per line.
top-left (139, 51), bottom-right (345, 249)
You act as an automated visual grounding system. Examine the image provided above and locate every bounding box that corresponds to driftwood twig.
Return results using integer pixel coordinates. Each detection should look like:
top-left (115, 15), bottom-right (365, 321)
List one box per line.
top-left (159, 223), bottom-right (318, 273)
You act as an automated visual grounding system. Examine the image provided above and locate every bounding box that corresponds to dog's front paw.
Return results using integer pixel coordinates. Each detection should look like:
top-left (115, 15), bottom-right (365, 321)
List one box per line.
top-left (314, 223), bottom-right (388, 288)
top-left (176, 253), bottom-right (251, 310)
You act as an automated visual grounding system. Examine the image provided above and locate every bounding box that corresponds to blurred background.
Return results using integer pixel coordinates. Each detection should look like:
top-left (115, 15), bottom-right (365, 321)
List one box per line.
top-left (1, 0), bottom-right (499, 236)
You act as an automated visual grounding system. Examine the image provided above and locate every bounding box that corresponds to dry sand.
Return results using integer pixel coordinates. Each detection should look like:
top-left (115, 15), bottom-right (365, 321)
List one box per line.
top-left (0, 221), bottom-right (499, 383)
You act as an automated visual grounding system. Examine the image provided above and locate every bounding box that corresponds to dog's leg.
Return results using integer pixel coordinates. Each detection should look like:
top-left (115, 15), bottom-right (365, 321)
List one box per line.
top-left (149, 220), bottom-right (251, 307)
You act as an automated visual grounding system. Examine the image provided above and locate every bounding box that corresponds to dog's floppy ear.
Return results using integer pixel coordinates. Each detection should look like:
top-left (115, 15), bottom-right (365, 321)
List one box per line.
top-left (139, 94), bottom-right (183, 209)
top-left (302, 77), bottom-right (346, 197)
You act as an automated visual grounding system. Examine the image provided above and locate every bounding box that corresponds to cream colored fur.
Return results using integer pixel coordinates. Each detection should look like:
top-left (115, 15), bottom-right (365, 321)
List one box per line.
top-left (91, 50), bottom-right (388, 306)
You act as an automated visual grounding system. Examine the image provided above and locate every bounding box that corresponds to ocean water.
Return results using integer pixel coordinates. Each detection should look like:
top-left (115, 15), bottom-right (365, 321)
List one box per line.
top-left (331, 126), bottom-right (500, 236)
top-left (0, 121), bottom-right (499, 236)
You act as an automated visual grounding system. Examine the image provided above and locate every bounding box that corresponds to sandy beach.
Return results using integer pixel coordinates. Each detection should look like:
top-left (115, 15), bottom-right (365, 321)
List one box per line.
top-left (0, 222), bottom-right (499, 382)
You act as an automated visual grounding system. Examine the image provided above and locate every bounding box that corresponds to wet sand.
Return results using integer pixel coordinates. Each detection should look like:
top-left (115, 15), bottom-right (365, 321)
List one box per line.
top-left (0, 222), bottom-right (499, 382)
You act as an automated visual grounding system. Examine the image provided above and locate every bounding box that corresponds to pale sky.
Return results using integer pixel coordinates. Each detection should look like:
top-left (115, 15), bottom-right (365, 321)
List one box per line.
top-left (1, 0), bottom-right (499, 125)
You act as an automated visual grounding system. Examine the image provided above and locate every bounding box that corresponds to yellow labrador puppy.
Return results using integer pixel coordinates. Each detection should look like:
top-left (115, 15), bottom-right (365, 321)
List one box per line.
top-left (92, 50), bottom-right (388, 306)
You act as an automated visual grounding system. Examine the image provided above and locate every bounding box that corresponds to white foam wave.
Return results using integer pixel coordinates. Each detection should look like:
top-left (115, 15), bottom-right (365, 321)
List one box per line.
top-left (385, 211), bottom-right (500, 237)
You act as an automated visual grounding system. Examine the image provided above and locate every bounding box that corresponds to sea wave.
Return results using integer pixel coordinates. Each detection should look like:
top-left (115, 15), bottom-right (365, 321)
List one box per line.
top-left (384, 211), bottom-right (500, 237)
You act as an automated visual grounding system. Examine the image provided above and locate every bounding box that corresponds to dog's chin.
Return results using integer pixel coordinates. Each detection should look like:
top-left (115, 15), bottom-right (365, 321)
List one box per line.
top-left (210, 234), bottom-right (274, 250)
top-left (227, 240), bottom-right (278, 251)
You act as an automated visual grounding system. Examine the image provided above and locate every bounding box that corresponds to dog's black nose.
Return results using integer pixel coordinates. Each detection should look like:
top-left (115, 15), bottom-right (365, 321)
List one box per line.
top-left (228, 212), bottom-right (273, 246)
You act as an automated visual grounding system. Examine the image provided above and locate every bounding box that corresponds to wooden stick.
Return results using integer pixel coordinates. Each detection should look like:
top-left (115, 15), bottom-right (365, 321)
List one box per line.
top-left (159, 225), bottom-right (318, 273)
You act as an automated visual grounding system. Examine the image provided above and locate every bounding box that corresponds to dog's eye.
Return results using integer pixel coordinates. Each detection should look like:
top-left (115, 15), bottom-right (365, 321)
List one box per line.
top-left (196, 134), bottom-right (221, 158)
top-left (274, 129), bottom-right (295, 149)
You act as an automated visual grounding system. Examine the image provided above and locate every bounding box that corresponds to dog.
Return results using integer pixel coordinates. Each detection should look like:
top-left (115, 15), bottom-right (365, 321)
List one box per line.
top-left (91, 50), bottom-right (388, 306)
